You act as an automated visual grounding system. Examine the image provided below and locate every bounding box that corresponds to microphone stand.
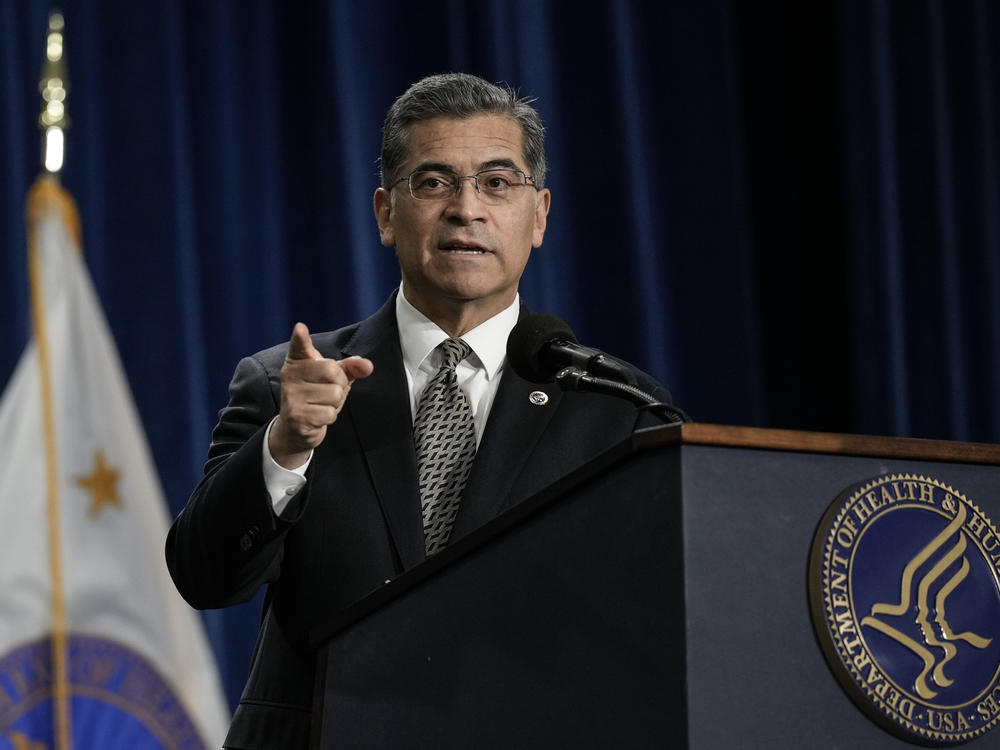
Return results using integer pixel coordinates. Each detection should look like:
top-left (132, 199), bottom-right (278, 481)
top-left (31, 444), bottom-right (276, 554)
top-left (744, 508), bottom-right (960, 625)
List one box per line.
top-left (554, 367), bottom-right (691, 426)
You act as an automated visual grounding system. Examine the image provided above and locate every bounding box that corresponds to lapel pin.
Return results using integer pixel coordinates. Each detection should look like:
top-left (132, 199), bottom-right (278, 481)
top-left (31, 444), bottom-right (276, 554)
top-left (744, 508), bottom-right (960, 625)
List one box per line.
top-left (528, 390), bottom-right (549, 406)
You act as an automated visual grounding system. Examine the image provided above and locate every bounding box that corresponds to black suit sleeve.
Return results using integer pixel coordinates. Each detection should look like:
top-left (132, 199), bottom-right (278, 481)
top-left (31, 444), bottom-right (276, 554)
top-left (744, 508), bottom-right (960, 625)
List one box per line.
top-left (165, 351), bottom-right (298, 610)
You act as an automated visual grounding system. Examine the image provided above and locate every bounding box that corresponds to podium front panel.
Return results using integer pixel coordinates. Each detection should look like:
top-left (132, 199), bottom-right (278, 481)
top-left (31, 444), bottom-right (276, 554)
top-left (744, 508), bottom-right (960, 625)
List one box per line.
top-left (682, 443), bottom-right (1000, 749)
top-left (313, 446), bottom-right (687, 749)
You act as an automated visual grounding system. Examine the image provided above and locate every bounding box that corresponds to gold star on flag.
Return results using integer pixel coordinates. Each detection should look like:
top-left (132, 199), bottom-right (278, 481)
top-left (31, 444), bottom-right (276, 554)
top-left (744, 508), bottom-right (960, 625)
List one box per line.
top-left (75, 451), bottom-right (122, 515)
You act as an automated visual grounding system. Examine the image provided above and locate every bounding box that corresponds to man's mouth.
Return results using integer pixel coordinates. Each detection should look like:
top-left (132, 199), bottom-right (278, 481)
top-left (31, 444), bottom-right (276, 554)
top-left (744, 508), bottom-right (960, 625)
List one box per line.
top-left (440, 242), bottom-right (489, 255)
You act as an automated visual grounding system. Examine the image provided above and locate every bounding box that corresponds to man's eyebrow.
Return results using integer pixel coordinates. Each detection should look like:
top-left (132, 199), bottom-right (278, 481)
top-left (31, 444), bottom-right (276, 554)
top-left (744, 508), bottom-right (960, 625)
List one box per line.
top-left (410, 162), bottom-right (456, 174)
top-left (408, 158), bottom-right (523, 174)
top-left (479, 158), bottom-right (520, 171)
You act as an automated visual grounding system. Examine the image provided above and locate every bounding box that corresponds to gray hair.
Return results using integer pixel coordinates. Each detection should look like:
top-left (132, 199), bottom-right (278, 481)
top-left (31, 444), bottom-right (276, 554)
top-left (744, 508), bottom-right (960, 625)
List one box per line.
top-left (379, 73), bottom-right (547, 189)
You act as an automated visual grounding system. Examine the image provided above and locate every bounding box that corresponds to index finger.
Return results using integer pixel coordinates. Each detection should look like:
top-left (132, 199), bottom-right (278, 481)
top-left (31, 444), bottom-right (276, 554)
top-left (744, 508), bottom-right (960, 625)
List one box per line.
top-left (286, 322), bottom-right (322, 362)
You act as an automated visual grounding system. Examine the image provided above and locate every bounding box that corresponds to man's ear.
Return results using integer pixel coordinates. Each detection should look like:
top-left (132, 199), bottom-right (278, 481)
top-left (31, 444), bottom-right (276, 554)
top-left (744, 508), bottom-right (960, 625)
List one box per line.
top-left (532, 188), bottom-right (551, 248)
top-left (373, 188), bottom-right (395, 247)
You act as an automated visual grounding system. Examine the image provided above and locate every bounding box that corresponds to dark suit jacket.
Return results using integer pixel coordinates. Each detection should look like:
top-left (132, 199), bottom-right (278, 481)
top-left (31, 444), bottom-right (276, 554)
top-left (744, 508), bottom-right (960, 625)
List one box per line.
top-left (165, 293), bottom-right (669, 749)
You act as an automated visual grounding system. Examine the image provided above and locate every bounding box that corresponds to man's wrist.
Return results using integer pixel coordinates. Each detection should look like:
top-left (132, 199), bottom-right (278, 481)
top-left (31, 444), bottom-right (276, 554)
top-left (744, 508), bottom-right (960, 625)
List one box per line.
top-left (262, 417), bottom-right (311, 515)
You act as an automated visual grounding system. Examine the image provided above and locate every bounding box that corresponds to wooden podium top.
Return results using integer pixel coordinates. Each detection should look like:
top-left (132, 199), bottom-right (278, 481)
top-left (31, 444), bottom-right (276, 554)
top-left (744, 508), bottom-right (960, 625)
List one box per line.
top-left (674, 422), bottom-right (1000, 465)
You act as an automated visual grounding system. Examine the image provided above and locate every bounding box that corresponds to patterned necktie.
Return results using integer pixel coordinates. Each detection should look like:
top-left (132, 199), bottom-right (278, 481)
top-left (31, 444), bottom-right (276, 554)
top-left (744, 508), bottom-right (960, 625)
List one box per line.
top-left (414, 338), bottom-right (477, 556)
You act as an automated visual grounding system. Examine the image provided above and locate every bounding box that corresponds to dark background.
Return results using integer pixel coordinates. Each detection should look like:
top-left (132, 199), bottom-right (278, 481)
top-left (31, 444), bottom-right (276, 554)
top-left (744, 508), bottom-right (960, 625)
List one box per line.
top-left (3, 0), bottom-right (998, 710)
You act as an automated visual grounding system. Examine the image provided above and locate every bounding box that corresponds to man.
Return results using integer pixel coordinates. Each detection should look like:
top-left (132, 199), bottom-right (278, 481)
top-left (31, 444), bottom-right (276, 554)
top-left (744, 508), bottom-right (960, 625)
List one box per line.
top-left (166, 73), bottom-right (670, 749)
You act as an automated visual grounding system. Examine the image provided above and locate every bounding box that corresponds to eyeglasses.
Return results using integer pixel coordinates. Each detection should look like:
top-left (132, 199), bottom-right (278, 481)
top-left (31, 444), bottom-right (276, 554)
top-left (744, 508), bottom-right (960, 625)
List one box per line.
top-left (392, 167), bottom-right (537, 205)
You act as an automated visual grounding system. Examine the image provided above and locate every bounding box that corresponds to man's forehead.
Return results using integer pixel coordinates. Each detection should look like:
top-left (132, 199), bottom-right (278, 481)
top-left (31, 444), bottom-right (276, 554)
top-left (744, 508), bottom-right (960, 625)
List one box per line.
top-left (402, 114), bottom-right (524, 169)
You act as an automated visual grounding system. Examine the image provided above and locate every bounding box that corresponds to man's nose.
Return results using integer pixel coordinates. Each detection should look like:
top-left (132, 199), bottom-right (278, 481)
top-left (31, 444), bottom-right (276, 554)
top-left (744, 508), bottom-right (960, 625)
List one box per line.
top-left (445, 177), bottom-right (487, 218)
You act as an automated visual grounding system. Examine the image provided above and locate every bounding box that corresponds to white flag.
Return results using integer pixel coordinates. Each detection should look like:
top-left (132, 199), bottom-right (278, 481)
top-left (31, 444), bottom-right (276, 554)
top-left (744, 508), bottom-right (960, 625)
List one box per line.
top-left (0, 177), bottom-right (229, 749)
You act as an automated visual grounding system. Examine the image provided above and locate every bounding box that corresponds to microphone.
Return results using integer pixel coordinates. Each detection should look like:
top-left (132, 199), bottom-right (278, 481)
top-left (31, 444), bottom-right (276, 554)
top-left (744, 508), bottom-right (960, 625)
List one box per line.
top-left (506, 313), bottom-right (637, 385)
top-left (506, 313), bottom-right (690, 425)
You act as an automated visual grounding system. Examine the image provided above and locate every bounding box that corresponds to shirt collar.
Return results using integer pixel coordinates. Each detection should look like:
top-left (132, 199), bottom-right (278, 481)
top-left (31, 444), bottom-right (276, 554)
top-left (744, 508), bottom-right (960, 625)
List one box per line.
top-left (396, 286), bottom-right (519, 380)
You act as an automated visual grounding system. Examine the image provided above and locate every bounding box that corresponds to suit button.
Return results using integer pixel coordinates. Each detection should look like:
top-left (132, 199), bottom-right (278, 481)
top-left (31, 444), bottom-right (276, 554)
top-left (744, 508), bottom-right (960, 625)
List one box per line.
top-left (240, 533), bottom-right (253, 551)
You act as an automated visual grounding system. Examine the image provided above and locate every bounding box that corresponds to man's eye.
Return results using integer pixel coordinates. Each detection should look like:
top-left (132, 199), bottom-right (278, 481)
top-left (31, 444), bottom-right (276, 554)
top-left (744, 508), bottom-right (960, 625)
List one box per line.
top-left (414, 173), bottom-right (453, 191)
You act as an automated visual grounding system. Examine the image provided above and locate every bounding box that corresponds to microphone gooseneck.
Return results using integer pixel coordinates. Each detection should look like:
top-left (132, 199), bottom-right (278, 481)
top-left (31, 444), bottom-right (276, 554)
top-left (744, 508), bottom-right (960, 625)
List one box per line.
top-left (555, 368), bottom-right (690, 425)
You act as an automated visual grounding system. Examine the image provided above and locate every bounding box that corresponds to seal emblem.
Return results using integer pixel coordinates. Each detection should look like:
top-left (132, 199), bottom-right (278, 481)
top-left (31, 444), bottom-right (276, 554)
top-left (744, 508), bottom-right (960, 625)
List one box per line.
top-left (0, 634), bottom-right (208, 748)
top-left (809, 474), bottom-right (1000, 745)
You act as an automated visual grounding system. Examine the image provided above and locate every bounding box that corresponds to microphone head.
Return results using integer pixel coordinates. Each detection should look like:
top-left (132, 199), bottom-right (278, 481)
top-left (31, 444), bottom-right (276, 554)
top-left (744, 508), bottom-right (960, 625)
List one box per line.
top-left (506, 313), bottom-right (578, 383)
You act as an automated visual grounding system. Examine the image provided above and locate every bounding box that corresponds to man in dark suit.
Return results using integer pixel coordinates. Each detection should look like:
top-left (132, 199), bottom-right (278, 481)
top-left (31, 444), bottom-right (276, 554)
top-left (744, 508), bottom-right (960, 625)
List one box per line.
top-left (166, 72), bottom-right (669, 749)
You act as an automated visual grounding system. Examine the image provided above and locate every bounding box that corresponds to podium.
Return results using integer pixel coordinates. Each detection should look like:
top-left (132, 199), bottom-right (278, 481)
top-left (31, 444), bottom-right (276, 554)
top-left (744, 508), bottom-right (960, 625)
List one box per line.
top-left (309, 424), bottom-right (1000, 749)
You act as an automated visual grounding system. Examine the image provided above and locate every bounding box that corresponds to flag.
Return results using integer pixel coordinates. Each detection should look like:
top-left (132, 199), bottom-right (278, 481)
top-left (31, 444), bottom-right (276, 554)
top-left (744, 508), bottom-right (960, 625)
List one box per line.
top-left (0, 176), bottom-right (230, 749)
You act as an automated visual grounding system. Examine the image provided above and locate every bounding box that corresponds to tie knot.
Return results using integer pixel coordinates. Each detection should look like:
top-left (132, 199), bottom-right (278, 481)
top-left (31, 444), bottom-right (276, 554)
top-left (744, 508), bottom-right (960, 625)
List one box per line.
top-left (437, 338), bottom-right (472, 370)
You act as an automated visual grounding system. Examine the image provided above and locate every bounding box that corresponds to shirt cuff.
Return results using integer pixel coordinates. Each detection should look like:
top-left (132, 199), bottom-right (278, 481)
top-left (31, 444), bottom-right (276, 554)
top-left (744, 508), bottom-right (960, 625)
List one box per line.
top-left (262, 417), bottom-right (311, 516)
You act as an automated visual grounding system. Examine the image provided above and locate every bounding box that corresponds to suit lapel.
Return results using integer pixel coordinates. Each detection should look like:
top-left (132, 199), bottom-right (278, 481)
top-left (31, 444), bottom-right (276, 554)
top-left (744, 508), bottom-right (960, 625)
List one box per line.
top-left (340, 297), bottom-right (425, 571)
top-left (451, 367), bottom-right (562, 539)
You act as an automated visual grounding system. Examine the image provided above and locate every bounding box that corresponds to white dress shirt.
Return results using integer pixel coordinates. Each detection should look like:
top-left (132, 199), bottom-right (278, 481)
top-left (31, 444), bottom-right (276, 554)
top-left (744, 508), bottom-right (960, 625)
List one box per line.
top-left (262, 287), bottom-right (520, 515)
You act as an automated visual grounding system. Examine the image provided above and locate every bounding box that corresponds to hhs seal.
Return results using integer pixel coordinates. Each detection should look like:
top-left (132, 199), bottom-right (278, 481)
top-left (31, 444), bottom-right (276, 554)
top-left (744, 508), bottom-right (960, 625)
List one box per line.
top-left (0, 635), bottom-right (207, 748)
top-left (809, 474), bottom-right (1000, 745)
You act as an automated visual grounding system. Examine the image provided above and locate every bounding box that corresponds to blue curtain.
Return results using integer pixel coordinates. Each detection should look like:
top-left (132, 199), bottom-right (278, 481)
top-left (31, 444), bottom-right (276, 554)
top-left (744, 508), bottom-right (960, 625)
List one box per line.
top-left (3, 0), bottom-right (998, 709)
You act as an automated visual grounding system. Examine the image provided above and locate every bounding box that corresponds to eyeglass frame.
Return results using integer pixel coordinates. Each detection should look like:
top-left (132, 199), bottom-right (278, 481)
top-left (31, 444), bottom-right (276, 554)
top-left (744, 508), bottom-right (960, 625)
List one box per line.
top-left (390, 165), bottom-right (538, 203)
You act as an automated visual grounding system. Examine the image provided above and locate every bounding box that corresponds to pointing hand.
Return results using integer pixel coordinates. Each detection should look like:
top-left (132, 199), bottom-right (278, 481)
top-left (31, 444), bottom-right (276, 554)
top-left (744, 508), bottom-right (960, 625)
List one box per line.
top-left (268, 322), bottom-right (374, 468)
